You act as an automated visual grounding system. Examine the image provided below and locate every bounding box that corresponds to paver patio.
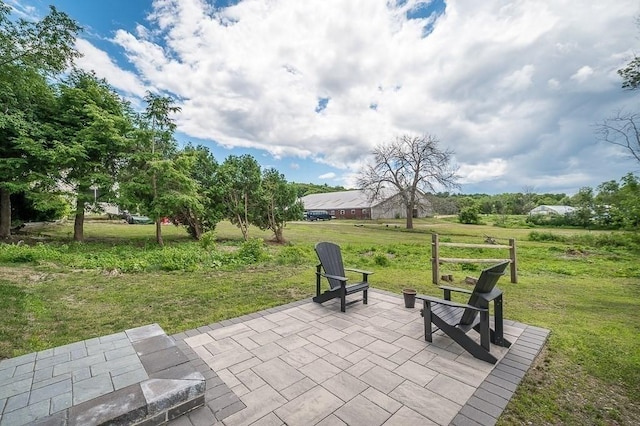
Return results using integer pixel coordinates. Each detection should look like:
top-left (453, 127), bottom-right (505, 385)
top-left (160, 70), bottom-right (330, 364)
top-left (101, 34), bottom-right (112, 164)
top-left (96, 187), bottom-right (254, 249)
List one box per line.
top-left (170, 289), bottom-right (549, 426)
top-left (0, 289), bottom-right (547, 425)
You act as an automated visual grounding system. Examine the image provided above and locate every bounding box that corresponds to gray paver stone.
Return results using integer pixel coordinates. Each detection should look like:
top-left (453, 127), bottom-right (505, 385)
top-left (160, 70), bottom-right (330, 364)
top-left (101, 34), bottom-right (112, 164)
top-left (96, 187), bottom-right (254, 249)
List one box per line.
top-left (389, 380), bottom-right (461, 425)
top-left (274, 386), bottom-right (343, 426)
top-left (141, 378), bottom-right (206, 415)
top-left (140, 347), bottom-right (189, 375)
top-left (0, 399), bottom-right (50, 426)
top-left (382, 406), bottom-right (434, 426)
top-left (4, 391), bottom-right (29, 413)
top-left (0, 353), bottom-right (36, 369)
top-left (467, 396), bottom-right (504, 419)
top-left (451, 414), bottom-right (483, 426)
top-left (133, 334), bottom-right (176, 356)
top-left (30, 378), bottom-right (72, 405)
top-left (334, 394), bottom-right (391, 426)
top-left (212, 400), bottom-right (245, 421)
top-left (126, 324), bottom-right (165, 343)
top-left (0, 377), bottom-right (32, 400)
top-left (186, 405), bottom-right (218, 426)
top-left (50, 392), bottom-right (72, 414)
top-left (112, 367), bottom-right (149, 390)
top-left (72, 373), bottom-right (114, 405)
top-left (68, 383), bottom-right (146, 426)
top-left (459, 405), bottom-right (497, 426)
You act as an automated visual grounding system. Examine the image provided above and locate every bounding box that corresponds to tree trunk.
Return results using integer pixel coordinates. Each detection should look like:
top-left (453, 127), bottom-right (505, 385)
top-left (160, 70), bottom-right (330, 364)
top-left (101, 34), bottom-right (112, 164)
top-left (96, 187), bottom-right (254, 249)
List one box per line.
top-left (0, 187), bottom-right (11, 238)
top-left (73, 197), bottom-right (85, 242)
top-left (406, 204), bottom-right (414, 229)
top-left (274, 226), bottom-right (284, 243)
top-left (156, 219), bottom-right (163, 246)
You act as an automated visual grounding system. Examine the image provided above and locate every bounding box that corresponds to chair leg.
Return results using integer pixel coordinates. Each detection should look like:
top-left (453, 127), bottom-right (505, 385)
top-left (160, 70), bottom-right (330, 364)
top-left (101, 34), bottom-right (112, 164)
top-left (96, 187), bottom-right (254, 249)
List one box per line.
top-left (479, 310), bottom-right (490, 351)
top-left (423, 300), bottom-right (433, 342)
top-left (493, 295), bottom-right (505, 346)
top-left (340, 287), bottom-right (346, 312)
top-left (363, 289), bottom-right (368, 305)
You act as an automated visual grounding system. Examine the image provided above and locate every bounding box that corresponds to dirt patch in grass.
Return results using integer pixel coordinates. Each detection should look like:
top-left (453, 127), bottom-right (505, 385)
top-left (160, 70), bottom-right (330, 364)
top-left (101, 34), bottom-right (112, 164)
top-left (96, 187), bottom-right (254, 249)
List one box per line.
top-left (0, 266), bottom-right (58, 284)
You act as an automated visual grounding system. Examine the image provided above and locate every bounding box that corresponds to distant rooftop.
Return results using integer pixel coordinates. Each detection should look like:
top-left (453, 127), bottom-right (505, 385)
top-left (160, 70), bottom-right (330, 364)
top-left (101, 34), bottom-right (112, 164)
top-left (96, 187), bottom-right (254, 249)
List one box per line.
top-left (300, 190), bottom-right (371, 210)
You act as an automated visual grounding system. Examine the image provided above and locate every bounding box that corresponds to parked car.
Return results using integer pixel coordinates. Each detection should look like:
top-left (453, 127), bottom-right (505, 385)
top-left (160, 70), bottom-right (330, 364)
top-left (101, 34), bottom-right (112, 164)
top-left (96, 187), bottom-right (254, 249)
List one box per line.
top-left (304, 210), bottom-right (332, 221)
top-left (127, 215), bottom-right (153, 224)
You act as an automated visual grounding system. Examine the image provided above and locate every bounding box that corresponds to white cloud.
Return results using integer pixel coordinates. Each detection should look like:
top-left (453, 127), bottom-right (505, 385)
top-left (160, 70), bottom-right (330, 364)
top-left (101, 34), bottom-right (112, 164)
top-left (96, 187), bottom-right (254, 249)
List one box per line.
top-left (72, 0), bottom-right (640, 193)
top-left (458, 159), bottom-right (508, 184)
top-left (289, 163), bottom-right (300, 170)
top-left (570, 65), bottom-right (594, 83)
top-left (75, 39), bottom-right (147, 97)
top-left (318, 172), bottom-right (337, 179)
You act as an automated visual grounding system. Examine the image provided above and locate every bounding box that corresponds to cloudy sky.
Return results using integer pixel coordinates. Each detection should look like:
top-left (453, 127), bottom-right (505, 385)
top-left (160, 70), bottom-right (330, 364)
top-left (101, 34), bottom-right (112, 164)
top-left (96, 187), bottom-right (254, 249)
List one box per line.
top-left (11, 0), bottom-right (640, 194)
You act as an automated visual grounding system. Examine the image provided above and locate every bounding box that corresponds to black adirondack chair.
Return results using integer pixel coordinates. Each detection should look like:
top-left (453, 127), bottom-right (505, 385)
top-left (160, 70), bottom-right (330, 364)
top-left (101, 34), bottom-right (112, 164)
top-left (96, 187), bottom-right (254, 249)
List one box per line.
top-left (417, 261), bottom-right (511, 363)
top-left (314, 242), bottom-right (372, 312)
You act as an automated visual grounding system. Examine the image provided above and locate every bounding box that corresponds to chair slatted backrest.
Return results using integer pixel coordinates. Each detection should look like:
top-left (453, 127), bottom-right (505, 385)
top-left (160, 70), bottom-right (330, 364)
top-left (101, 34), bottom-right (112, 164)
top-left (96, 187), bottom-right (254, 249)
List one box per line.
top-left (460, 261), bottom-right (510, 325)
top-left (315, 242), bottom-right (346, 291)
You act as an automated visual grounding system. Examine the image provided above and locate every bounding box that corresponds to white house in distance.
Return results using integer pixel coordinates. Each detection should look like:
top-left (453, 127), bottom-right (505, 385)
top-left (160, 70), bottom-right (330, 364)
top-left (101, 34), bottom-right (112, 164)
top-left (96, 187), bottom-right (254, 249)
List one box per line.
top-left (528, 205), bottom-right (576, 216)
top-left (300, 189), bottom-right (433, 220)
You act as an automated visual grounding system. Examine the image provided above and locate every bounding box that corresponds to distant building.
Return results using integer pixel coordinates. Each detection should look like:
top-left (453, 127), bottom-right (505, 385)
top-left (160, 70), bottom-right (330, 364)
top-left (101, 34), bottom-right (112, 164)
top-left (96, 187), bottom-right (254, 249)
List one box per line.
top-left (528, 205), bottom-right (576, 216)
top-left (300, 189), bottom-right (433, 220)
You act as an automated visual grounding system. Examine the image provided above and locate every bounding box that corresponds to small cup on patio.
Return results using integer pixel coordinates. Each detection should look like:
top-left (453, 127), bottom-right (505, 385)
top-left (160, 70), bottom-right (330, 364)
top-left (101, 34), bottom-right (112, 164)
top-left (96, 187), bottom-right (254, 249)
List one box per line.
top-left (402, 288), bottom-right (417, 308)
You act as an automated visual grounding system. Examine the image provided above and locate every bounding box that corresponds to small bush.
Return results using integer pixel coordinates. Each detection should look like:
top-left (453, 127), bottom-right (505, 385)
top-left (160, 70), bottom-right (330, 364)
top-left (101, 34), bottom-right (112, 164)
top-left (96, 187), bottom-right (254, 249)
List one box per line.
top-left (237, 238), bottom-right (267, 263)
top-left (458, 207), bottom-right (480, 224)
top-left (528, 231), bottom-right (567, 242)
top-left (199, 231), bottom-right (217, 251)
top-left (373, 254), bottom-right (390, 266)
top-left (275, 245), bottom-right (310, 265)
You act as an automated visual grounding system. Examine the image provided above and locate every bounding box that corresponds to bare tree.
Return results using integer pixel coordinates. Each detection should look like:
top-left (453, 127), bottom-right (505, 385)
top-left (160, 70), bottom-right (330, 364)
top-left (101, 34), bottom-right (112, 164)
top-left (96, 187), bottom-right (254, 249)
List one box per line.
top-left (597, 111), bottom-right (640, 164)
top-left (358, 134), bottom-right (458, 229)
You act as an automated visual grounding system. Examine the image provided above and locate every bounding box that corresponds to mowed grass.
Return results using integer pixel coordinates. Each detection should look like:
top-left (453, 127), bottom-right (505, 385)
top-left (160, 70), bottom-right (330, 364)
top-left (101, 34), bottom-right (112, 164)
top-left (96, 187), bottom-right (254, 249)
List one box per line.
top-left (1, 217), bottom-right (639, 424)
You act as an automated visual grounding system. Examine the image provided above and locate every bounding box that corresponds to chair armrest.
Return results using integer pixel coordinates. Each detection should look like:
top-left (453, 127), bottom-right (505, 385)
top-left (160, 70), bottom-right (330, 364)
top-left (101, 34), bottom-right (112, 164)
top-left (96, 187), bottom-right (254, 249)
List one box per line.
top-left (345, 268), bottom-right (374, 275)
top-left (438, 285), bottom-right (472, 294)
top-left (416, 295), bottom-right (489, 312)
top-left (322, 273), bottom-right (348, 282)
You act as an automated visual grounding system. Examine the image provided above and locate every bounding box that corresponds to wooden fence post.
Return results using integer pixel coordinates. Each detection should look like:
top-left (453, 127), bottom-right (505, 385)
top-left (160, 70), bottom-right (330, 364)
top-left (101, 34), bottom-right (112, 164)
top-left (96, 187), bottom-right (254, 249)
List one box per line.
top-left (432, 233), bottom-right (439, 284)
top-left (509, 238), bottom-right (518, 283)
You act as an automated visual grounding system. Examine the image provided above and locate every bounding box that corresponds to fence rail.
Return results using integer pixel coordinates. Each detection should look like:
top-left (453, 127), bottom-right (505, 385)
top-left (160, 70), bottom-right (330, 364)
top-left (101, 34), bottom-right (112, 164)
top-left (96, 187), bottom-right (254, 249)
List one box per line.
top-left (431, 233), bottom-right (518, 284)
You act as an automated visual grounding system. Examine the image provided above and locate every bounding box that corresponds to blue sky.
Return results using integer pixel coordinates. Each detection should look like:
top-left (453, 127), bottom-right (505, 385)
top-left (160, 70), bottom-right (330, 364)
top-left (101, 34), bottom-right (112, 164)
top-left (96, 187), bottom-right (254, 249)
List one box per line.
top-left (10, 0), bottom-right (640, 194)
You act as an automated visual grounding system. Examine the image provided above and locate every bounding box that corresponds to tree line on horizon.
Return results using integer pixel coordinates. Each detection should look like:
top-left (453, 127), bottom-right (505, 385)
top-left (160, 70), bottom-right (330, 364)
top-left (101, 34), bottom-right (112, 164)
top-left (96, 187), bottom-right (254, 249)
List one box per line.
top-left (2, 5), bottom-right (638, 240)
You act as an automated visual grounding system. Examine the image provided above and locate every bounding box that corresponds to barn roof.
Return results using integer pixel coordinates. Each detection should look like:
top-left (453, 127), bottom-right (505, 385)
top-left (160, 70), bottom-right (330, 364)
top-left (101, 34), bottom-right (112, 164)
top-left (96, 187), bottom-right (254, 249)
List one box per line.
top-left (300, 190), bottom-right (371, 210)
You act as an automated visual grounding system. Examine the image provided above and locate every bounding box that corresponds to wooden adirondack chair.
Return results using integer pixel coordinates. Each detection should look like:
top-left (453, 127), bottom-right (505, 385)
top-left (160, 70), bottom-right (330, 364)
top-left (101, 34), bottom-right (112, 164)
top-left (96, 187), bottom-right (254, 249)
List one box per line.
top-left (417, 261), bottom-right (511, 363)
top-left (314, 242), bottom-right (372, 312)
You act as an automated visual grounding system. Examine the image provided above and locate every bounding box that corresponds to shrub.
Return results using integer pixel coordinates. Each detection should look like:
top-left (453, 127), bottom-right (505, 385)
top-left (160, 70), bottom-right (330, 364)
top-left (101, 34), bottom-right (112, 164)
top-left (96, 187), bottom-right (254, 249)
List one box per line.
top-left (458, 206), bottom-right (480, 224)
top-left (373, 254), bottom-right (390, 266)
top-left (528, 231), bottom-right (567, 242)
top-left (275, 245), bottom-right (311, 265)
top-left (199, 231), bottom-right (217, 251)
top-left (237, 238), bottom-right (267, 263)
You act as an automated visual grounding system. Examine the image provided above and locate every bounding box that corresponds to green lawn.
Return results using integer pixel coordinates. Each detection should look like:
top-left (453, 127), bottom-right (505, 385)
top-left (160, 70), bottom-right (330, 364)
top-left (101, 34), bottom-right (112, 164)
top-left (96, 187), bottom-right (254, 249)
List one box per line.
top-left (1, 217), bottom-right (638, 424)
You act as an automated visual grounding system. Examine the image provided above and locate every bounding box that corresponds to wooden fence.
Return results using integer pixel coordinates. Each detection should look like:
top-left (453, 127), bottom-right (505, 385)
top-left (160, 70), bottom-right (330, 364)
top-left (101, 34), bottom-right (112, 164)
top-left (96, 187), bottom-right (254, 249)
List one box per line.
top-left (431, 233), bottom-right (518, 284)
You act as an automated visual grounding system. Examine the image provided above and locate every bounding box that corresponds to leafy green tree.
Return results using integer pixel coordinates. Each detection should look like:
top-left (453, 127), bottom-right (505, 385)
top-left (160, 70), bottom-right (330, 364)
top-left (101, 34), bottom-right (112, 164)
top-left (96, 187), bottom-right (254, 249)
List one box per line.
top-left (55, 70), bottom-right (134, 241)
top-left (170, 145), bottom-right (223, 240)
top-left (216, 155), bottom-right (262, 241)
top-left (458, 205), bottom-right (480, 224)
top-left (569, 187), bottom-right (595, 228)
top-left (119, 92), bottom-right (181, 246)
top-left (254, 168), bottom-right (303, 243)
top-left (616, 173), bottom-right (640, 228)
top-left (358, 134), bottom-right (458, 229)
top-left (0, 4), bottom-right (81, 237)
